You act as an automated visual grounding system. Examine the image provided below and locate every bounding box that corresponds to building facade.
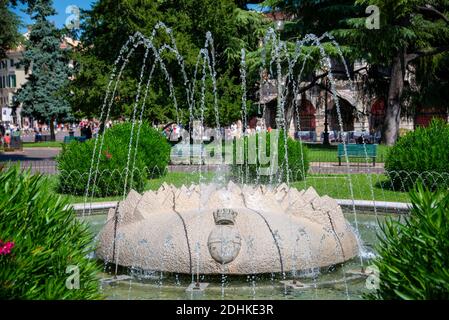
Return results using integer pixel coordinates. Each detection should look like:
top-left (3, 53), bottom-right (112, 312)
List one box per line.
top-left (0, 44), bottom-right (27, 125)
top-left (0, 34), bottom-right (79, 128)
top-left (258, 62), bottom-right (448, 142)
top-left (257, 11), bottom-right (449, 143)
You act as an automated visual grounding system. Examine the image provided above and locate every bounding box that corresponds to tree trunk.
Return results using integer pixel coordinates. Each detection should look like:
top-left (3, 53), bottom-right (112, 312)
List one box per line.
top-left (49, 118), bottom-right (56, 141)
top-left (383, 54), bottom-right (406, 145)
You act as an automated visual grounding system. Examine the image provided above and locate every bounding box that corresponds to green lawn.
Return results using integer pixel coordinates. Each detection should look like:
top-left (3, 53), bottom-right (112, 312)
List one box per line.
top-left (44, 171), bottom-right (409, 204)
top-left (306, 143), bottom-right (391, 163)
top-left (44, 171), bottom-right (216, 204)
top-left (292, 173), bottom-right (410, 203)
top-left (203, 142), bottom-right (391, 163)
top-left (23, 141), bottom-right (63, 148)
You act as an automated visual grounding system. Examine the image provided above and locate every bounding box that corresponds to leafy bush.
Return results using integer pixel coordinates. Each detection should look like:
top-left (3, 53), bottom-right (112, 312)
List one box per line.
top-left (0, 166), bottom-right (102, 299)
top-left (367, 185), bottom-right (449, 300)
top-left (57, 122), bottom-right (170, 197)
top-left (230, 131), bottom-right (309, 184)
top-left (385, 119), bottom-right (449, 190)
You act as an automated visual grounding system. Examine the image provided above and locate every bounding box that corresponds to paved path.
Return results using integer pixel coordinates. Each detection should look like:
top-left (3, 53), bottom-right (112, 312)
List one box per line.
top-left (1, 148), bottom-right (385, 175)
top-left (0, 148), bottom-right (60, 174)
top-left (0, 147), bottom-right (60, 161)
top-left (309, 162), bottom-right (385, 174)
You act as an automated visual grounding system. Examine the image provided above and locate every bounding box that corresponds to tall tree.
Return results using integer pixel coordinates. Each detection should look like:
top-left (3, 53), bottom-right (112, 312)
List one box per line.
top-left (0, 0), bottom-right (22, 59)
top-left (69, 0), bottom-right (268, 127)
top-left (414, 53), bottom-right (449, 108)
top-left (15, 0), bottom-right (72, 140)
top-left (336, 0), bottom-right (449, 145)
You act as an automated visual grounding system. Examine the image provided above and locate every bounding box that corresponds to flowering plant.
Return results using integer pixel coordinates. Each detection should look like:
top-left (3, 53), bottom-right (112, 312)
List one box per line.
top-left (0, 240), bottom-right (14, 255)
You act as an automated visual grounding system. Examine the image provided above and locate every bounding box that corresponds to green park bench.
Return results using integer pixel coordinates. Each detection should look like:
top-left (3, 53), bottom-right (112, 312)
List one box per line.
top-left (337, 143), bottom-right (377, 166)
top-left (64, 136), bottom-right (87, 143)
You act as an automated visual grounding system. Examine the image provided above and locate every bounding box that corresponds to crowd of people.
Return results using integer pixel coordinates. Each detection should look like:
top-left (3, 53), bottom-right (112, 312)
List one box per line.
top-left (0, 122), bottom-right (21, 148)
top-left (78, 120), bottom-right (102, 140)
top-left (1, 117), bottom-right (385, 151)
top-left (161, 120), bottom-right (272, 143)
top-left (0, 120), bottom-right (106, 147)
top-left (225, 122), bottom-right (267, 140)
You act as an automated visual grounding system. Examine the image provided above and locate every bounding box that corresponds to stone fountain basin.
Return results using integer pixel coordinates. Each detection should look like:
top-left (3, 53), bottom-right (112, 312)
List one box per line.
top-left (96, 183), bottom-right (359, 275)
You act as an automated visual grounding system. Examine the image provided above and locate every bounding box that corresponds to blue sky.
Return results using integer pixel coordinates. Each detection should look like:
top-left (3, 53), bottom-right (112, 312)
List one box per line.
top-left (246, 3), bottom-right (271, 13)
top-left (13, 0), bottom-right (94, 33)
top-left (13, 1), bottom-right (268, 33)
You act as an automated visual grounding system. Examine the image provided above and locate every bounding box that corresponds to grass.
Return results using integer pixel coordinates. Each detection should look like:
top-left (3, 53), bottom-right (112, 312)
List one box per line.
top-left (43, 171), bottom-right (216, 204)
top-left (202, 142), bottom-right (391, 163)
top-left (306, 143), bottom-right (391, 163)
top-left (44, 171), bottom-right (410, 204)
top-left (23, 141), bottom-right (63, 148)
top-left (292, 173), bottom-right (410, 203)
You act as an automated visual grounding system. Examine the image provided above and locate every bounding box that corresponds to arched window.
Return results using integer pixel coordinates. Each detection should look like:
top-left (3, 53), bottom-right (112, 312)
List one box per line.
top-left (330, 99), bottom-right (355, 131)
top-left (297, 100), bottom-right (316, 131)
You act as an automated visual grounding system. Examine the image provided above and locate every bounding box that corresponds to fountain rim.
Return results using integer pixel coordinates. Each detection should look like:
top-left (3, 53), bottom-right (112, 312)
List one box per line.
top-left (72, 198), bottom-right (411, 216)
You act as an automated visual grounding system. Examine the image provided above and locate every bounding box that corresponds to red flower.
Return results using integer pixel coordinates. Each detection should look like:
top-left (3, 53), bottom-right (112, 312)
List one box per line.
top-left (0, 240), bottom-right (14, 255)
top-left (103, 150), bottom-right (112, 160)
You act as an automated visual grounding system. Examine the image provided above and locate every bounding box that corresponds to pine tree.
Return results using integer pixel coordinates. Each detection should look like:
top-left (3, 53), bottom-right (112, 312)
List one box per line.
top-left (15, 0), bottom-right (72, 140)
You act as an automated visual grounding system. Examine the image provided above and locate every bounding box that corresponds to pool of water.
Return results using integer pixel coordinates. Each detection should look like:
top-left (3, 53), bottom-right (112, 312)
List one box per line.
top-left (80, 212), bottom-right (399, 300)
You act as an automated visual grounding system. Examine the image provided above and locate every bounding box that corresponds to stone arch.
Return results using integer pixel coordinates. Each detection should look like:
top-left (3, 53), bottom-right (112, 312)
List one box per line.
top-left (329, 99), bottom-right (355, 131)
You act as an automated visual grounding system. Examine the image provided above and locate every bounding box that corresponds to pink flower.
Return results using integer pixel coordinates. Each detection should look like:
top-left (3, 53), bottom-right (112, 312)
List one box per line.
top-left (0, 240), bottom-right (15, 255)
top-left (103, 150), bottom-right (112, 160)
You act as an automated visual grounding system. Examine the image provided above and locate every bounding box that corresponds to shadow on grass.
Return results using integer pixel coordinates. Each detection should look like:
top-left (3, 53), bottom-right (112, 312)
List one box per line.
top-left (304, 143), bottom-right (338, 151)
top-left (374, 179), bottom-right (398, 192)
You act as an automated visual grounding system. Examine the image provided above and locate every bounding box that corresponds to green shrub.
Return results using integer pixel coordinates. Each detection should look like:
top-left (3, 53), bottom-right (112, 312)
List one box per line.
top-left (230, 131), bottom-right (309, 184)
top-left (0, 166), bottom-right (102, 299)
top-left (57, 122), bottom-right (170, 197)
top-left (367, 185), bottom-right (449, 300)
top-left (385, 119), bottom-right (449, 190)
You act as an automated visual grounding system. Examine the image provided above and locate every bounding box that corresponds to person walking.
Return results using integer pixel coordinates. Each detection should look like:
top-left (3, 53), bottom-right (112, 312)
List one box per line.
top-left (4, 133), bottom-right (11, 148)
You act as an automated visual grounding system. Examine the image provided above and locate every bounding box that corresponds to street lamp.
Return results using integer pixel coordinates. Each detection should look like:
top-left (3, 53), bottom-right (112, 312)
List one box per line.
top-left (275, 18), bottom-right (285, 32)
top-left (318, 62), bottom-right (331, 146)
top-left (323, 77), bottom-right (330, 145)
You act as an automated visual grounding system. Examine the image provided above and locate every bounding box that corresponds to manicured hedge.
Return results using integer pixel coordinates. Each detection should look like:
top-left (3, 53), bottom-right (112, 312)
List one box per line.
top-left (57, 122), bottom-right (170, 197)
top-left (385, 119), bottom-right (449, 190)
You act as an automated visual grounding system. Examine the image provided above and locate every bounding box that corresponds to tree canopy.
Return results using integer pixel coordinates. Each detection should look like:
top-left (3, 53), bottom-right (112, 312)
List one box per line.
top-left (338, 0), bottom-right (449, 144)
top-left (261, 0), bottom-right (449, 144)
top-left (69, 0), bottom-right (269, 127)
top-left (0, 0), bottom-right (23, 59)
top-left (15, 0), bottom-right (72, 139)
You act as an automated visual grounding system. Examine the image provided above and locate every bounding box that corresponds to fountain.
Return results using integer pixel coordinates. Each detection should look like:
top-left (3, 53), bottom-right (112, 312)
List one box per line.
top-left (78, 22), bottom-right (378, 298)
top-left (97, 182), bottom-right (358, 275)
